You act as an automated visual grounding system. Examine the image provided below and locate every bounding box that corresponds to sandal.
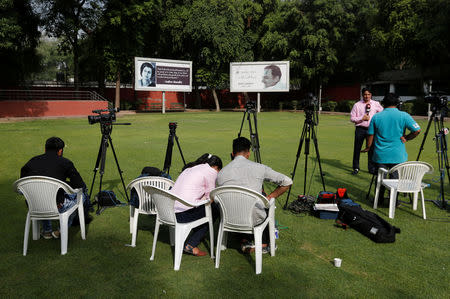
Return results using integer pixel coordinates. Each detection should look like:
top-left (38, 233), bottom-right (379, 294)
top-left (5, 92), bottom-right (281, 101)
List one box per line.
top-left (183, 244), bottom-right (207, 256)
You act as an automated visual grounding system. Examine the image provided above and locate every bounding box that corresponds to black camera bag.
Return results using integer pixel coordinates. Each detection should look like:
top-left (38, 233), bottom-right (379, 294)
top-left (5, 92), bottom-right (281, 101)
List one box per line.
top-left (96, 190), bottom-right (120, 207)
top-left (337, 204), bottom-right (400, 243)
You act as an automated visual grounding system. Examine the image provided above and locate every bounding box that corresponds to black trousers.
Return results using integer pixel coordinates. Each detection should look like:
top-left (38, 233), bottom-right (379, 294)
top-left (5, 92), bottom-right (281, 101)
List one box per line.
top-left (353, 126), bottom-right (377, 173)
top-left (175, 202), bottom-right (219, 248)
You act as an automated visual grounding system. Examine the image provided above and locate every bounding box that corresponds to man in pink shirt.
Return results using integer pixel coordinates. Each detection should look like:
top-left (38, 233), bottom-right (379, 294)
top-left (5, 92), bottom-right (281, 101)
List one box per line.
top-left (350, 88), bottom-right (383, 175)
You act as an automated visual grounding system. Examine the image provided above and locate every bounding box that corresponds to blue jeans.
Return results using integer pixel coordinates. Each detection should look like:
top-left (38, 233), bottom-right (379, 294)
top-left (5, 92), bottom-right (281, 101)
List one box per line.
top-left (42, 191), bottom-right (90, 233)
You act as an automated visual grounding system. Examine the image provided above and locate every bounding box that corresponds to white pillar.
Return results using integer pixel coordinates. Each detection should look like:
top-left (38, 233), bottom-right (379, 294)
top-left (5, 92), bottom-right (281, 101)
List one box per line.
top-left (162, 91), bottom-right (166, 114)
top-left (257, 92), bottom-right (261, 113)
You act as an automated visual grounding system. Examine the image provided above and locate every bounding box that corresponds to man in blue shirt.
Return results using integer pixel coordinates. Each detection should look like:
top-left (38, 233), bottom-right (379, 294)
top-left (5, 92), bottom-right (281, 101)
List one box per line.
top-left (362, 93), bottom-right (421, 203)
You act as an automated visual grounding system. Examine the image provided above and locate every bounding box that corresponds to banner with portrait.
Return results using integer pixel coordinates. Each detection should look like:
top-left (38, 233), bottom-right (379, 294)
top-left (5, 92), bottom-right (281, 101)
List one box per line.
top-left (134, 57), bottom-right (192, 92)
top-left (230, 61), bottom-right (290, 92)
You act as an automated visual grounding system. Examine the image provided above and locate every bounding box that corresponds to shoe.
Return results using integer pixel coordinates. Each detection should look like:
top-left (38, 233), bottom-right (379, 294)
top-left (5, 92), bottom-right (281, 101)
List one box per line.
top-left (262, 244), bottom-right (278, 254)
top-left (352, 169), bottom-right (359, 175)
top-left (52, 230), bottom-right (60, 239)
top-left (183, 244), bottom-right (207, 257)
top-left (41, 231), bottom-right (53, 240)
top-left (241, 240), bottom-right (255, 253)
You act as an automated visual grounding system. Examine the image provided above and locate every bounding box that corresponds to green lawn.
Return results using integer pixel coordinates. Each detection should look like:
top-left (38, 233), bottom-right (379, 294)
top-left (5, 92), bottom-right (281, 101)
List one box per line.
top-left (0, 112), bottom-right (448, 298)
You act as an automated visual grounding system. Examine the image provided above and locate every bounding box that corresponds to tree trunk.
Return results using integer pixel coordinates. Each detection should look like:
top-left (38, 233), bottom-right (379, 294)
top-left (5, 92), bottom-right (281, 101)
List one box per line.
top-left (212, 88), bottom-right (220, 111)
top-left (73, 36), bottom-right (79, 91)
top-left (115, 71), bottom-right (120, 109)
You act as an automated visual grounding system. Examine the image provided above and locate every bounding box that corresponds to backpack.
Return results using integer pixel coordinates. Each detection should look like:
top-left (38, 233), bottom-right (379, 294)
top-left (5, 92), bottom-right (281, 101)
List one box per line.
top-left (337, 204), bottom-right (401, 243)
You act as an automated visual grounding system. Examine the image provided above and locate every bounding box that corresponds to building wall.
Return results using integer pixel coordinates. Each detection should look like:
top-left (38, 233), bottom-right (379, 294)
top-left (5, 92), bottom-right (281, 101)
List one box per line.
top-left (0, 100), bottom-right (108, 117)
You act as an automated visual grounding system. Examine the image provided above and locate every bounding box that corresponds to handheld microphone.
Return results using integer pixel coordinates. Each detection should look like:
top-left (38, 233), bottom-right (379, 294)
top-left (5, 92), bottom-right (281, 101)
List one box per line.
top-left (365, 103), bottom-right (371, 114)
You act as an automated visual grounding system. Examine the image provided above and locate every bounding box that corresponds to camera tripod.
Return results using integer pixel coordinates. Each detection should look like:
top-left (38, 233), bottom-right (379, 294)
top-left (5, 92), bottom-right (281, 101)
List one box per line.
top-left (162, 122), bottom-right (186, 175)
top-left (89, 121), bottom-right (130, 212)
top-left (238, 101), bottom-right (261, 163)
top-left (416, 105), bottom-right (450, 209)
top-left (283, 108), bottom-right (326, 209)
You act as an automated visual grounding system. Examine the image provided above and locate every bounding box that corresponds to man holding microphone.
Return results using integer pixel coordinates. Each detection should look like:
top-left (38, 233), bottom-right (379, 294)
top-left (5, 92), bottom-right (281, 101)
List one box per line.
top-left (350, 88), bottom-right (383, 175)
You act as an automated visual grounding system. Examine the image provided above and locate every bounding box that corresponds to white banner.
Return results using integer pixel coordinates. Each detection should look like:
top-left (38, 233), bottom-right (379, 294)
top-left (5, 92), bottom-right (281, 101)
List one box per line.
top-left (230, 61), bottom-right (289, 92)
top-left (135, 57), bottom-right (192, 92)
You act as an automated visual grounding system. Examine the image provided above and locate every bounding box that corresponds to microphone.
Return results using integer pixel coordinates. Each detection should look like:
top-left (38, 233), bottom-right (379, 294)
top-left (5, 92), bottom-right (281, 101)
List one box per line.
top-left (365, 103), bottom-right (371, 114)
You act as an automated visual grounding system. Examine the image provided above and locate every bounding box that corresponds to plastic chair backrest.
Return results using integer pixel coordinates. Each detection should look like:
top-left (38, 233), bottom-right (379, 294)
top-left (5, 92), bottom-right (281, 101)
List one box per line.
top-left (143, 186), bottom-right (195, 226)
top-left (210, 185), bottom-right (269, 231)
top-left (127, 176), bottom-right (174, 212)
top-left (390, 161), bottom-right (433, 192)
top-left (14, 176), bottom-right (75, 217)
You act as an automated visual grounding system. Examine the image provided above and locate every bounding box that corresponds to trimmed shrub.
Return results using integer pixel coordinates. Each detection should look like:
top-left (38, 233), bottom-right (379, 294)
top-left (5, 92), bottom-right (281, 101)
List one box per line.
top-left (336, 100), bottom-right (356, 112)
top-left (401, 102), bottom-right (414, 115)
top-left (322, 101), bottom-right (337, 111)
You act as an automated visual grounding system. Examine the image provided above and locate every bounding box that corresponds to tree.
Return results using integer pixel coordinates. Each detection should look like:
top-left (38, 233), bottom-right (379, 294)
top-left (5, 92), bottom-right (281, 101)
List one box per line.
top-left (162, 0), bottom-right (253, 110)
top-left (36, 0), bottom-right (104, 89)
top-left (0, 0), bottom-right (40, 86)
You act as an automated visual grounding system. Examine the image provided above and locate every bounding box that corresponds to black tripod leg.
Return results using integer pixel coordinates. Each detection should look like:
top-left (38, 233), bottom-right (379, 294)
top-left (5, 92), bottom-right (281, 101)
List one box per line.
top-left (108, 135), bottom-right (129, 202)
top-left (283, 123), bottom-right (307, 209)
top-left (416, 112), bottom-right (435, 160)
top-left (174, 134), bottom-right (186, 166)
top-left (163, 133), bottom-right (175, 174)
top-left (89, 135), bottom-right (105, 199)
top-left (251, 111), bottom-right (262, 163)
top-left (311, 125), bottom-right (326, 191)
top-left (238, 111), bottom-right (247, 138)
top-left (303, 126), bottom-right (311, 195)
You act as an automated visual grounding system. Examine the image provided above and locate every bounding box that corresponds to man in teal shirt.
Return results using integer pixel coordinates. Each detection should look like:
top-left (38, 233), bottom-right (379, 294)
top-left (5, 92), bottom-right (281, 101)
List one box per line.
top-left (362, 93), bottom-right (421, 203)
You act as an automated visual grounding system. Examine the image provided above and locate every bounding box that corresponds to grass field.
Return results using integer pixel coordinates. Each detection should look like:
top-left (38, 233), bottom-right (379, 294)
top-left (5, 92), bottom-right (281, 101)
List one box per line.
top-left (0, 111), bottom-right (449, 298)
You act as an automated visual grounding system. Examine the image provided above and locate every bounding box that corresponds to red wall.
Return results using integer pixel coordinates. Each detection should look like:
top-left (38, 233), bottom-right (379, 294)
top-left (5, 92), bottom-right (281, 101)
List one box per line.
top-left (0, 100), bottom-right (108, 117)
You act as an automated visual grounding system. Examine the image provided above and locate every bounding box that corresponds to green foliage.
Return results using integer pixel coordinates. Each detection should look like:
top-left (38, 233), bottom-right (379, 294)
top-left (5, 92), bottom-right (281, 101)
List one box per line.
top-left (32, 38), bottom-right (73, 82)
top-left (336, 100), bottom-right (356, 112)
top-left (401, 101), bottom-right (414, 115)
top-left (0, 0), bottom-right (40, 86)
top-left (322, 100), bottom-right (338, 111)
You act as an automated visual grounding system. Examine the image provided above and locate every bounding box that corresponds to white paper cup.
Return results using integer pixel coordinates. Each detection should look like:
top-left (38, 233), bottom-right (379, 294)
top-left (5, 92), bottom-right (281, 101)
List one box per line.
top-left (334, 258), bottom-right (342, 267)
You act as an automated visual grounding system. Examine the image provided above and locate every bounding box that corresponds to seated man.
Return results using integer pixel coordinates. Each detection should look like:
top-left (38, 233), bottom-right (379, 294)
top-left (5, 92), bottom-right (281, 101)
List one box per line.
top-left (20, 137), bottom-right (92, 239)
top-left (216, 137), bottom-right (293, 252)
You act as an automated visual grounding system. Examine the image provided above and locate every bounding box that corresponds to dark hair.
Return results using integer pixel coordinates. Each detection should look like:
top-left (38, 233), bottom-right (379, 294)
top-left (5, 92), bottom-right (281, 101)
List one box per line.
top-left (264, 64), bottom-right (282, 80)
top-left (182, 153), bottom-right (223, 171)
top-left (382, 93), bottom-right (400, 107)
top-left (361, 87), bottom-right (372, 95)
top-left (233, 137), bottom-right (251, 154)
top-left (140, 62), bottom-right (154, 75)
top-left (141, 166), bottom-right (162, 176)
top-left (45, 137), bottom-right (65, 152)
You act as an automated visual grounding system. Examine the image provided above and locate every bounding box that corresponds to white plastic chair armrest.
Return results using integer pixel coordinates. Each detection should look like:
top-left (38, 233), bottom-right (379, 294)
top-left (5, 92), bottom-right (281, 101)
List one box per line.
top-left (378, 167), bottom-right (389, 176)
top-left (191, 198), bottom-right (210, 207)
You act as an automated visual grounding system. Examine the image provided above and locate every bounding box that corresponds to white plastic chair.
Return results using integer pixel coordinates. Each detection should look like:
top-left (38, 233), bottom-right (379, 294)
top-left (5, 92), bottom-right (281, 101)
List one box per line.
top-left (373, 161), bottom-right (433, 219)
top-left (127, 176), bottom-right (174, 247)
top-left (143, 185), bottom-right (215, 271)
top-left (210, 185), bottom-right (276, 275)
top-left (13, 176), bottom-right (86, 255)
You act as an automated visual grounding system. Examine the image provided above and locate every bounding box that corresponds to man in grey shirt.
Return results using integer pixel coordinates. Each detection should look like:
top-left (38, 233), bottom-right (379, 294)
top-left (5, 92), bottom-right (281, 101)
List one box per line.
top-left (216, 137), bottom-right (292, 250)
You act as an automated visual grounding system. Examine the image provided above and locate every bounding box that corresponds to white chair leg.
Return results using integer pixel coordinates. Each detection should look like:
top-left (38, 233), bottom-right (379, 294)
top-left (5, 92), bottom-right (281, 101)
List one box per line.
top-left (130, 205), bottom-right (135, 234)
top-left (131, 209), bottom-right (140, 247)
top-left (373, 181), bottom-right (381, 209)
top-left (215, 224), bottom-right (224, 269)
top-left (78, 202), bottom-right (86, 240)
top-left (23, 213), bottom-right (31, 256)
top-left (254, 230), bottom-right (263, 275)
top-left (412, 192), bottom-right (418, 210)
top-left (173, 227), bottom-right (186, 271)
top-left (60, 216), bottom-right (69, 255)
top-left (221, 231), bottom-right (228, 250)
top-left (388, 189), bottom-right (397, 219)
top-left (421, 189), bottom-right (426, 220)
top-left (206, 205), bottom-right (214, 259)
top-left (268, 217), bottom-right (276, 257)
top-left (150, 220), bottom-right (160, 261)
top-left (32, 220), bottom-right (41, 240)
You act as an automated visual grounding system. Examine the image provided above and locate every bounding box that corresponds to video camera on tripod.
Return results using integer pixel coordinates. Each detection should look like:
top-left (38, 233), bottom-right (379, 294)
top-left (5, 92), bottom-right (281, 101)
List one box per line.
top-left (88, 108), bottom-right (118, 125)
top-left (425, 93), bottom-right (448, 114)
top-left (299, 93), bottom-right (319, 126)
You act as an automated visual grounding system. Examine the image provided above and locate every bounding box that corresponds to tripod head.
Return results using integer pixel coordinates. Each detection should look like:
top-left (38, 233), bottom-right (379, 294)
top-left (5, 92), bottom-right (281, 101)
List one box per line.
top-left (300, 93), bottom-right (319, 125)
top-left (169, 122), bottom-right (177, 136)
top-left (425, 92), bottom-right (448, 117)
top-left (245, 101), bottom-right (257, 113)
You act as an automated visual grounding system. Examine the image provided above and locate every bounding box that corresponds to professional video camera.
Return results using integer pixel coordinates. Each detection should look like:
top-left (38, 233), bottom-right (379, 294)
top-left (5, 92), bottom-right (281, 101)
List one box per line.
top-left (299, 93), bottom-right (319, 111)
top-left (245, 101), bottom-right (257, 113)
top-left (88, 108), bottom-right (119, 125)
top-left (425, 93), bottom-right (448, 108)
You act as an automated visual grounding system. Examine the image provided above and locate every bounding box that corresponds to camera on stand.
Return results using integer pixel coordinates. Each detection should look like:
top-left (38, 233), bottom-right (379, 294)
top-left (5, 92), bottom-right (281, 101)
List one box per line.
top-left (425, 93), bottom-right (448, 114)
top-left (88, 108), bottom-right (119, 125)
top-left (245, 101), bottom-right (257, 113)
